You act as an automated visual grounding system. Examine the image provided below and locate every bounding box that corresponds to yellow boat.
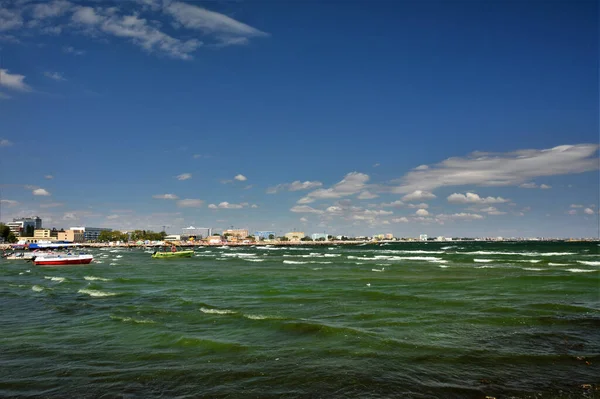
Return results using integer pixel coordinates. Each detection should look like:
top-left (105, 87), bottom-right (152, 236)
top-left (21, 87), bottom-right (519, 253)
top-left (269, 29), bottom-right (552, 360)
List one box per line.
top-left (151, 245), bottom-right (194, 259)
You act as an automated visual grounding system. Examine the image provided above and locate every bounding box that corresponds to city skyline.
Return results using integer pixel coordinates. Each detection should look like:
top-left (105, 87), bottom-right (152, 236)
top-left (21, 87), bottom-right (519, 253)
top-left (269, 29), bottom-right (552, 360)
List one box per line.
top-left (0, 0), bottom-right (598, 238)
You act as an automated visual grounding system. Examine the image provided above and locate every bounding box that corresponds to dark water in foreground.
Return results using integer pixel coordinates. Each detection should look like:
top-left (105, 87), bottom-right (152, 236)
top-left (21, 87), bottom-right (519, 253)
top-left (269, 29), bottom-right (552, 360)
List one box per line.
top-left (1, 242), bottom-right (599, 398)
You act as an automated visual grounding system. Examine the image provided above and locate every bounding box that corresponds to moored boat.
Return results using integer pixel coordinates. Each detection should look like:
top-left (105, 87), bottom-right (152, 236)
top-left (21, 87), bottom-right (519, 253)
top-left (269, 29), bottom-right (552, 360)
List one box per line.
top-left (33, 254), bottom-right (94, 266)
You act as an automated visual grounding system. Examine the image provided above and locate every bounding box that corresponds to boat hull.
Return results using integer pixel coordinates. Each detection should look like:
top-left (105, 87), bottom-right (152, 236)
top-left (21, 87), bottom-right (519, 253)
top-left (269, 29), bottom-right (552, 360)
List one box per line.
top-left (33, 255), bottom-right (94, 266)
top-left (152, 251), bottom-right (194, 259)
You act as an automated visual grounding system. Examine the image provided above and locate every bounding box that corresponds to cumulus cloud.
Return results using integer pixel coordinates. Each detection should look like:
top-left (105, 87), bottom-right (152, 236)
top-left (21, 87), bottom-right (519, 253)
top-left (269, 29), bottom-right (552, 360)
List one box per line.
top-left (391, 144), bottom-right (599, 193)
top-left (0, 138), bottom-right (12, 147)
top-left (567, 209), bottom-right (577, 215)
top-left (584, 208), bottom-right (595, 215)
top-left (300, 217), bottom-right (308, 222)
top-left (208, 201), bottom-right (248, 209)
top-left (234, 174), bottom-right (247, 181)
top-left (298, 172), bottom-right (370, 203)
top-left (401, 190), bottom-right (436, 202)
top-left (32, 0), bottom-right (72, 20)
top-left (436, 213), bottom-right (484, 220)
top-left (415, 209), bottom-right (429, 216)
top-left (357, 191), bottom-right (378, 200)
top-left (380, 200), bottom-right (404, 208)
top-left (447, 192), bottom-right (509, 204)
top-left (176, 199), bottom-right (204, 207)
top-left (176, 173), bottom-right (192, 180)
top-left (153, 194), bottom-right (178, 200)
top-left (392, 217), bottom-right (409, 223)
top-left (407, 203), bottom-right (429, 209)
top-left (0, 69), bottom-right (32, 92)
top-left (267, 180), bottom-right (322, 194)
top-left (32, 188), bottom-right (51, 196)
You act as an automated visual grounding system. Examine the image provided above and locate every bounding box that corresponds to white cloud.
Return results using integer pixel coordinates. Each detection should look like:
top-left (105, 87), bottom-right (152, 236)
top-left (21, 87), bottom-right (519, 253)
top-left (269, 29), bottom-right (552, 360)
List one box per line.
top-left (163, 1), bottom-right (268, 46)
top-left (407, 203), bottom-right (428, 209)
top-left (0, 138), bottom-right (13, 147)
top-left (106, 214), bottom-right (120, 220)
top-left (290, 205), bottom-right (324, 214)
top-left (381, 200), bottom-right (404, 208)
top-left (153, 193), bottom-right (178, 200)
top-left (63, 212), bottom-right (77, 220)
top-left (208, 201), bottom-right (247, 209)
top-left (570, 204), bottom-right (583, 208)
top-left (267, 180), bottom-right (322, 194)
top-left (415, 209), bottom-right (429, 217)
top-left (177, 199), bottom-right (204, 207)
top-left (436, 213), bottom-right (484, 221)
top-left (70, 10), bottom-right (202, 60)
top-left (567, 209), bottom-right (577, 215)
top-left (357, 191), bottom-right (378, 200)
top-left (0, 8), bottom-right (23, 32)
top-left (0, 199), bottom-right (19, 207)
top-left (32, 188), bottom-right (51, 196)
top-left (391, 144), bottom-right (599, 193)
top-left (44, 174), bottom-right (53, 179)
top-left (300, 217), bottom-right (308, 222)
top-left (392, 217), bottom-right (409, 223)
top-left (299, 172), bottom-right (370, 203)
top-left (402, 190), bottom-right (436, 202)
top-left (519, 182), bottom-right (552, 189)
top-left (251, 204), bottom-right (258, 208)
top-left (176, 173), bottom-right (192, 180)
top-left (32, 1), bottom-right (72, 19)
top-left (234, 174), bottom-right (247, 181)
top-left (447, 192), bottom-right (509, 204)
top-left (43, 71), bottom-right (66, 81)
top-left (0, 69), bottom-right (32, 92)
top-left (584, 208), bottom-right (595, 215)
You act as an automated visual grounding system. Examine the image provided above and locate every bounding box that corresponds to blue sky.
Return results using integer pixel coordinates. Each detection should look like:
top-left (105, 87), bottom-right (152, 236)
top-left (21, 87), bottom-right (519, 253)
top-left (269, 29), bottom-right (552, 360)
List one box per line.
top-left (0, 0), bottom-right (598, 238)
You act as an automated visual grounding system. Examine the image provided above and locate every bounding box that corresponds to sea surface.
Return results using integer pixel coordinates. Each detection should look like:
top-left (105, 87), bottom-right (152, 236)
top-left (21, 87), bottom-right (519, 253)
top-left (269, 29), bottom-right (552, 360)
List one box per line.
top-left (1, 241), bottom-right (599, 398)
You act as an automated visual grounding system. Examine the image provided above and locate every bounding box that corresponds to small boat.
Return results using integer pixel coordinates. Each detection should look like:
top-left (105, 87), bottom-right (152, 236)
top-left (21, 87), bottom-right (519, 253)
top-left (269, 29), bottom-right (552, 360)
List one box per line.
top-left (151, 244), bottom-right (194, 258)
top-left (33, 254), bottom-right (94, 266)
top-left (151, 250), bottom-right (194, 258)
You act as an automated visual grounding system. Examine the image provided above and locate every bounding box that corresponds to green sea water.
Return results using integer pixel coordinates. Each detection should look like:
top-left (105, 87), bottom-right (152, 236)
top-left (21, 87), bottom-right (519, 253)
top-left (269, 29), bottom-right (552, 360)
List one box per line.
top-left (1, 242), bottom-right (598, 398)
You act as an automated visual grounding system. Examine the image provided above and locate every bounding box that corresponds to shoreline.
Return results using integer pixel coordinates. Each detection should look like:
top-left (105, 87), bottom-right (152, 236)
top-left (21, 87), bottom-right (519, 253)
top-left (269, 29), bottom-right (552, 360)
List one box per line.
top-left (1, 238), bottom-right (597, 251)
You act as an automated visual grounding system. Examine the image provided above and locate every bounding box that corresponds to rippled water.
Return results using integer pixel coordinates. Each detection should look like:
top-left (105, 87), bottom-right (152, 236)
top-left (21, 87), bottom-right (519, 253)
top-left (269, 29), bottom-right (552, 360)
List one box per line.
top-left (1, 242), bottom-right (598, 398)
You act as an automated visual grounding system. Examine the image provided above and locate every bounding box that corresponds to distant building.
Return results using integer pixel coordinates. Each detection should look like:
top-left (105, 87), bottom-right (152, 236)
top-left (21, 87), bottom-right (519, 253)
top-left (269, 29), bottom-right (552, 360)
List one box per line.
top-left (311, 233), bottom-right (328, 241)
top-left (70, 227), bottom-right (112, 242)
top-left (7, 217), bottom-right (42, 236)
top-left (58, 230), bottom-right (84, 243)
top-left (34, 229), bottom-right (52, 239)
top-left (385, 233), bottom-right (394, 240)
top-left (223, 229), bottom-right (249, 239)
top-left (164, 235), bottom-right (181, 241)
top-left (419, 234), bottom-right (428, 241)
top-left (254, 231), bottom-right (276, 240)
top-left (285, 231), bottom-right (305, 241)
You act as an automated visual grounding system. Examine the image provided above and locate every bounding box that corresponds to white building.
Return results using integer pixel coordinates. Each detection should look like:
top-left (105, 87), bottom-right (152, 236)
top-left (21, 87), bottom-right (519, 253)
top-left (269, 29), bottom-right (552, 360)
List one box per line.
top-left (419, 234), bottom-right (428, 241)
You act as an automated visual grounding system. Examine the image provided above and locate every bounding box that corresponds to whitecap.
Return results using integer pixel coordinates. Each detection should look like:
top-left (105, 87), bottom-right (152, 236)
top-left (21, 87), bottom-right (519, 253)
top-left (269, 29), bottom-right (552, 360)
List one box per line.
top-left (200, 307), bottom-right (236, 315)
top-left (474, 259), bottom-right (494, 263)
top-left (577, 261), bottom-right (600, 266)
top-left (243, 258), bottom-right (265, 262)
top-left (566, 268), bottom-right (596, 273)
top-left (78, 289), bottom-right (116, 297)
top-left (523, 267), bottom-right (543, 271)
top-left (44, 276), bottom-right (65, 283)
top-left (84, 276), bottom-right (111, 282)
top-left (438, 265), bottom-right (449, 268)
top-left (548, 263), bottom-right (568, 266)
top-left (283, 260), bottom-right (308, 264)
top-left (32, 285), bottom-right (44, 292)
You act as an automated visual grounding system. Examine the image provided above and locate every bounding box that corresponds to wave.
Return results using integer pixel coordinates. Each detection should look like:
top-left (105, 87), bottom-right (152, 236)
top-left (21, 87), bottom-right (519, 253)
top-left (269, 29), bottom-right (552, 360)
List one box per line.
top-left (578, 261), bottom-right (600, 266)
top-left (78, 289), bottom-right (116, 297)
top-left (463, 251), bottom-right (575, 256)
top-left (522, 267), bottom-right (544, 271)
top-left (84, 276), bottom-right (111, 281)
top-left (441, 246), bottom-right (456, 250)
top-left (474, 259), bottom-right (493, 263)
top-left (243, 314), bottom-right (283, 320)
top-left (44, 276), bottom-right (66, 283)
top-left (32, 285), bottom-right (44, 292)
top-left (548, 263), bottom-right (568, 266)
top-left (110, 315), bottom-right (155, 324)
top-left (243, 258), bottom-right (265, 262)
top-left (566, 268), bottom-right (597, 273)
top-left (200, 307), bottom-right (236, 315)
top-left (283, 260), bottom-right (308, 264)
